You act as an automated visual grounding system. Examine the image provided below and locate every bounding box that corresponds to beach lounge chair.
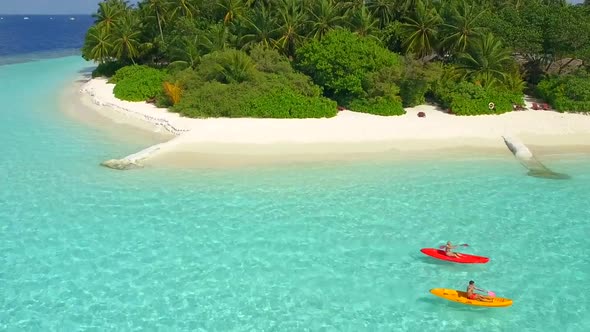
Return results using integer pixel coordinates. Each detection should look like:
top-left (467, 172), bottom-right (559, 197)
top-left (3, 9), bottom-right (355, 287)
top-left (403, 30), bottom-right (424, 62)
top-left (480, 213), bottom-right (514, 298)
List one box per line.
top-left (532, 103), bottom-right (540, 110)
top-left (542, 103), bottom-right (550, 110)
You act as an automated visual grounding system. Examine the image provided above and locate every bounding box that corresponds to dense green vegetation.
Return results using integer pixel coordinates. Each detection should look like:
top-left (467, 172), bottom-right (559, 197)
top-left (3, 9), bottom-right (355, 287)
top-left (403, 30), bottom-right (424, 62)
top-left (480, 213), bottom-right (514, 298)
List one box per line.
top-left (165, 48), bottom-right (337, 118)
top-left (110, 65), bottom-right (166, 101)
top-left (537, 71), bottom-right (590, 113)
top-left (82, 0), bottom-right (590, 117)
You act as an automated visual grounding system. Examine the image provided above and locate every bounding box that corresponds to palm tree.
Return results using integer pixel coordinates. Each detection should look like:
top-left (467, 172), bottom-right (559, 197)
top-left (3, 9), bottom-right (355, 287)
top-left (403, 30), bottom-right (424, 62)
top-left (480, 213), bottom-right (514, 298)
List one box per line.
top-left (202, 49), bottom-right (256, 83)
top-left (503, 70), bottom-right (526, 93)
top-left (274, 0), bottom-right (307, 57)
top-left (142, 0), bottom-right (168, 42)
top-left (440, 1), bottom-right (487, 54)
top-left (93, 0), bottom-right (128, 33)
top-left (219, 0), bottom-right (247, 26)
top-left (367, 0), bottom-right (397, 28)
top-left (216, 50), bottom-right (257, 83)
top-left (306, 0), bottom-right (346, 40)
top-left (166, 0), bottom-right (198, 19)
top-left (82, 25), bottom-right (114, 63)
top-left (456, 33), bottom-right (513, 87)
top-left (337, 0), bottom-right (365, 12)
top-left (243, 0), bottom-right (277, 9)
top-left (394, 0), bottom-right (420, 17)
top-left (202, 24), bottom-right (233, 52)
top-left (239, 4), bottom-right (279, 49)
top-left (111, 12), bottom-right (144, 63)
top-left (164, 17), bottom-right (207, 68)
top-left (401, 0), bottom-right (441, 59)
top-left (168, 32), bottom-right (208, 68)
top-left (348, 5), bottom-right (381, 41)
top-left (489, 0), bottom-right (525, 10)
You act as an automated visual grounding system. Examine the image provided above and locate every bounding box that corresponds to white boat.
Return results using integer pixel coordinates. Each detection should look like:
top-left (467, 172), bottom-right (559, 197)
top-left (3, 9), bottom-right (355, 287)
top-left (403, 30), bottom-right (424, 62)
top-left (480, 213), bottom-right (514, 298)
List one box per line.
top-left (69, 17), bottom-right (75, 21)
top-left (24, 17), bottom-right (30, 20)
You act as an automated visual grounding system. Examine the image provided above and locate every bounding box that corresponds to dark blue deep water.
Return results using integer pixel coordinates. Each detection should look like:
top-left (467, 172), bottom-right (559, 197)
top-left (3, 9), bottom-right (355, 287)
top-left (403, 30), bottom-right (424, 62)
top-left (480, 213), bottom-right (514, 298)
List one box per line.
top-left (0, 15), bottom-right (93, 63)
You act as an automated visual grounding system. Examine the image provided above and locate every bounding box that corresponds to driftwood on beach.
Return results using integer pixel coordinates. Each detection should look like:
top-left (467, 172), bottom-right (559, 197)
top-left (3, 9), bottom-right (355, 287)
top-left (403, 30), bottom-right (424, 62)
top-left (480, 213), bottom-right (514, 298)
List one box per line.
top-left (100, 138), bottom-right (182, 170)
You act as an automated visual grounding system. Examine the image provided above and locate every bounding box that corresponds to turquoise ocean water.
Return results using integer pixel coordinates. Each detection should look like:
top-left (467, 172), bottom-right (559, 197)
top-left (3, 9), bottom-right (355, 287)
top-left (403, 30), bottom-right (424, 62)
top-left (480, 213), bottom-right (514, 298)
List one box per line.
top-left (1, 57), bottom-right (589, 331)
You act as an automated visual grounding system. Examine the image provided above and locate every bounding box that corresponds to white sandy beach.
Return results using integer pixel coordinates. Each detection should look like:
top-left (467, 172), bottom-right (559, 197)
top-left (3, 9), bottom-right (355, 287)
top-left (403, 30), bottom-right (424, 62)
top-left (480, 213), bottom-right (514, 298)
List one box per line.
top-left (77, 78), bottom-right (590, 167)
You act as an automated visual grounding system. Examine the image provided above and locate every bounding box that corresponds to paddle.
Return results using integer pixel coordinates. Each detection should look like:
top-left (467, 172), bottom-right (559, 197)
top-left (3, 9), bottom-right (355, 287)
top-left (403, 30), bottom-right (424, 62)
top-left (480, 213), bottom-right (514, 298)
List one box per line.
top-left (478, 289), bottom-right (496, 297)
top-left (438, 243), bottom-right (469, 249)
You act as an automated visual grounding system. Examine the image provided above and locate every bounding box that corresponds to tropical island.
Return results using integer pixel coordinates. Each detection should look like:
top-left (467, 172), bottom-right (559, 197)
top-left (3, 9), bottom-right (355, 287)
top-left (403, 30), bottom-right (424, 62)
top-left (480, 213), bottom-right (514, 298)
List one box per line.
top-left (77, 0), bottom-right (590, 168)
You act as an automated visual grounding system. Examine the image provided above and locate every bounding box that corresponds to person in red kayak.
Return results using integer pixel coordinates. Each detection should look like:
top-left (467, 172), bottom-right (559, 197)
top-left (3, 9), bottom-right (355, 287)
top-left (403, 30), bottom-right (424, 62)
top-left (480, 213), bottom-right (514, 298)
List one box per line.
top-left (467, 280), bottom-right (491, 301)
top-left (444, 241), bottom-right (462, 258)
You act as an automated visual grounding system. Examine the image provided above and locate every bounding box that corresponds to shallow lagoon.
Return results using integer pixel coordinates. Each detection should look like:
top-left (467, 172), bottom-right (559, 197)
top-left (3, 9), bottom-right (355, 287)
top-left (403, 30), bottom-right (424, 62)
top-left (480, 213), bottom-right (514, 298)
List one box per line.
top-left (1, 57), bottom-right (589, 331)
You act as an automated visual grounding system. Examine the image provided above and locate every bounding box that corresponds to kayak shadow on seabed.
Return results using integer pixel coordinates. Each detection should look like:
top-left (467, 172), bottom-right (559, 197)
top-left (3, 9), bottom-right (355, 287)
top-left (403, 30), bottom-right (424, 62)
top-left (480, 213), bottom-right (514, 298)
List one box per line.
top-left (416, 256), bottom-right (488, 269)
top-left (418, 297), bottom-right (499, 313)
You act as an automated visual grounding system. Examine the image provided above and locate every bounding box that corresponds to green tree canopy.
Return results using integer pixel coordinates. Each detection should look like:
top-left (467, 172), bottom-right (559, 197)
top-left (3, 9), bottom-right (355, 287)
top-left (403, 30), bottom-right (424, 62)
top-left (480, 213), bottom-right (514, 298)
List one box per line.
top-left (295, 29), bottom-right (401, 102)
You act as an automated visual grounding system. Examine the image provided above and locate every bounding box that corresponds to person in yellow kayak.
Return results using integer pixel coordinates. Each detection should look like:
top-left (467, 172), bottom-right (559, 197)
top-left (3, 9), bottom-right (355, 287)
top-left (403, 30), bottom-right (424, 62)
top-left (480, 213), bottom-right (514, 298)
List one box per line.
top-left (444, 241), bottom-right (462, 258)
top-left (467, 281), bottom-right (491, 301)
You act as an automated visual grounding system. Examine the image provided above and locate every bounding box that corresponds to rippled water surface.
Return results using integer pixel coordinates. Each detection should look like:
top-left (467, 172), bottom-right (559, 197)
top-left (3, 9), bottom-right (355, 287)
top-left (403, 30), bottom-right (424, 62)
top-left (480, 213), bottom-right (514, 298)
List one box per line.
top-left (1, 57), bottom-right (589, 331)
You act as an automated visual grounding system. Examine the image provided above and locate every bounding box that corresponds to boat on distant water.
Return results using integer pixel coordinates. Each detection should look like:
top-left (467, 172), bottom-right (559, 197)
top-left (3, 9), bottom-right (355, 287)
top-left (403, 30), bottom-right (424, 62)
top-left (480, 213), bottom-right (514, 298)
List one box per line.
top-left (50, 17), bottom-right (54, 20)
top-left (69, 17), bottom-right (76, 21)
top-left (23, 17), bottom-right (30, 20)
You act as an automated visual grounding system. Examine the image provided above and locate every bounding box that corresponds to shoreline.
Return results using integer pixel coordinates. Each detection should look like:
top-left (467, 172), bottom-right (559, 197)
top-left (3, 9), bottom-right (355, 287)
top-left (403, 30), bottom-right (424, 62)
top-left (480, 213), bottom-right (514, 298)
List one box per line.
top-left (74, 77), bottom-right (590, 168)
top-left (61, 76), bottom-right (173, 147)
top-left (146, 142), bottom-right (590, 169)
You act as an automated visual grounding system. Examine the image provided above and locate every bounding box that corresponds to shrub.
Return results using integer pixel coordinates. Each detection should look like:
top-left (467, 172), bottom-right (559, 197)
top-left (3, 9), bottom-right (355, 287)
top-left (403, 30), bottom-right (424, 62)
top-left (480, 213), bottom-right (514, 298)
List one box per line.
top-left (110, 65), bottom-right (150, 83)
top-left (172, 73), bottom-right (337, 118)
top-left (537, 72), bottom-right (590, 112)
top-left (263, 72), bottom-right (323, 98)
top-left (245, 87), bottom-right (337, 118)
top-left (348, 97), bottom-right (405, 116)
top-left (295, 29), bottom-right (402, 103)
top-left (197, 49), bottom-right (256, 84)
top-left (111, 65), bottom-right (166, 102)
top-left (359, 57), bottom-right (442, 108)
top-left (362, 66), bottom-right (403, 101)
top-left (249, 45), bottom-right (293, 74)
top-left (92, 61), bottom-right (124, 78)
top-left (172, 81), bottom-right (248, 117)
top-left (435, 81), bottom-right (523, 115)
top-left (164, 48), bottom-right (335, 118)
top-left (166, 61), bottom-right (192, 73)
top-left (381, 21), bottom-right (405, 53)
top-left (399, 79), bottom-right (429, 107)
top-left (397, 59), bottom-right (443, 107)
top-left (163, 81), bottom-right (182, 105)
top-left (166, 67), bottom-right (207, 91)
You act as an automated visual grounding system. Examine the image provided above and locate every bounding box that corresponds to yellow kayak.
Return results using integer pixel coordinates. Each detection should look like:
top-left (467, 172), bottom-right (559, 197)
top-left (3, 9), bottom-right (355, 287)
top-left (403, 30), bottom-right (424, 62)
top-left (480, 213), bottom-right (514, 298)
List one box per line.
top-left (430, 288), bottom-right (513, 307)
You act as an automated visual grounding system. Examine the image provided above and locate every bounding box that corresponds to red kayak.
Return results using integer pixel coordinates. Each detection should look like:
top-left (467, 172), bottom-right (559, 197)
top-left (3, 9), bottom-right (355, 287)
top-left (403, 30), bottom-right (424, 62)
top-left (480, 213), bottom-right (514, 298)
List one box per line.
top-left (420, 248), bottom-right (490, 264)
